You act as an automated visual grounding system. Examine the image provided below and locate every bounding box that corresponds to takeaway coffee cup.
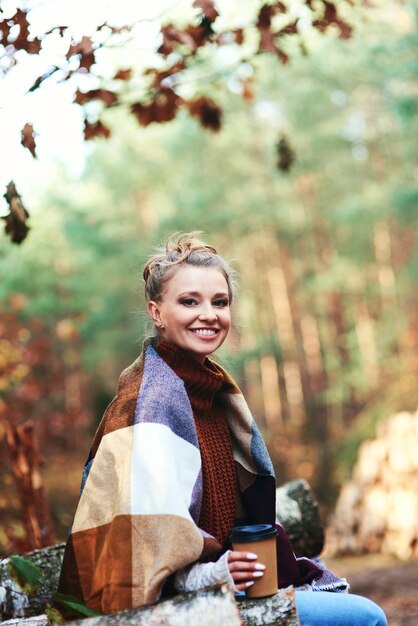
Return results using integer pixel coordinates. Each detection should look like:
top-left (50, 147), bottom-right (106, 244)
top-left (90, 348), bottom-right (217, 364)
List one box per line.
top-left (229, 524), bottom-right (278, 598)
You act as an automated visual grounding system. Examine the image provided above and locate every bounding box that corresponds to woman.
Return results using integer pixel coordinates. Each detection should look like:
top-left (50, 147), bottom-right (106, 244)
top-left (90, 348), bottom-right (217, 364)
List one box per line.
top-left (58, 233), bottom-right (387, 626)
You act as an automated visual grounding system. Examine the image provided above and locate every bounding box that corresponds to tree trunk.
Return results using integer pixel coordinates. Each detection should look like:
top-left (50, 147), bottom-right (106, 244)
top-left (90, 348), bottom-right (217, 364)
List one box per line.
top-left (5, 421), bottom-right (55, 551)
top-left (0, 585), bottom-right (300, 626)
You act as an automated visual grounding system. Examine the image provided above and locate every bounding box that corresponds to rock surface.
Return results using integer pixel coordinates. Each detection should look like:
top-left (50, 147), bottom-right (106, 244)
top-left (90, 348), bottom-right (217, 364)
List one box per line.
top-left (276, 479), bottom-right (324, 558)
top-left (0, 543), bottom-right (64, 620)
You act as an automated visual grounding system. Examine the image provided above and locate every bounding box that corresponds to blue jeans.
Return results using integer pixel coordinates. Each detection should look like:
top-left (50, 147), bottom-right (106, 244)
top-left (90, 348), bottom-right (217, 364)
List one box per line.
top-left (295, 591), bottom-right (388, 626)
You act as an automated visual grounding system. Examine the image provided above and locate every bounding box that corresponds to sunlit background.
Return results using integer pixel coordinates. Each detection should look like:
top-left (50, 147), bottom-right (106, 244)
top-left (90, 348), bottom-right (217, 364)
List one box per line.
top-left (1, 3), bottom-right (417, 611)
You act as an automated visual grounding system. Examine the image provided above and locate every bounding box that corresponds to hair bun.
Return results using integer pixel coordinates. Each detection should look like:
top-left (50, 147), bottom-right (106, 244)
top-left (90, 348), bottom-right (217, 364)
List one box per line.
top-left (165, 231), bottom-right (217, 260)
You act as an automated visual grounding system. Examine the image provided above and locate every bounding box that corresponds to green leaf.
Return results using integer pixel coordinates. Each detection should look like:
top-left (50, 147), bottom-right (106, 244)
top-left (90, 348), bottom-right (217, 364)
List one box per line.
top-left (45, 604), bottom-right (64, 624)
top-left (8, 556), bottom-right (43, 594)
top-left (53, 592), bottom-right (100, 617)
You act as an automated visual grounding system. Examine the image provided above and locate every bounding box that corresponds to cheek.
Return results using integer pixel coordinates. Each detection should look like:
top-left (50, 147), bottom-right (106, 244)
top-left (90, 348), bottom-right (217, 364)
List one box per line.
top-left (163, 308), bottom-right (194, 327)
top-left (221, 311), bottom-right (232, 329)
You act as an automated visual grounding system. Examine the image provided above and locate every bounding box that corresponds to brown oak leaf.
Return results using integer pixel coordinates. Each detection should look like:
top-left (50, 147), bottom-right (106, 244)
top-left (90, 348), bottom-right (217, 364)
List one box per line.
top-left (113, 68), bottom-right (132, 80)
top-left (158, 24), bottom-right (198, 56)
top-left (313, 1), bottom-right (353, 39)
top-left (2, 181), bottom-right (30, 244)
top-left (75, 89), bottom-right (118, 106)
top-left (242, 78), bottom-right (255, 101)
top-left (215, 28), bottom-right (245, 46)
top-left (6, 8), bottom-right (41, 54)
top-left (131, 88), bottom-right (181, 126)
top-left (83, 120), bottom-right (111, 140)
top-left (21, 123), bottom-right (36, 157)
top-left (67, 36), bottom-right (95, 70)
top-left (257, 2), bottom-right (286, 30)
top-left (0, 17), bottom-right (12, 43)
top-left (193, 0), bottom-right (219, 23)
top-left (276, 135), bottom-right (295, 172)
top-left (145, 60), bottom-right (186, 89)
top-left (259, 28), bottom-right (289, 63)
top-left (186, 96), bottom-right (222, 131)
top-left (278, 20), bottom-right (299, 36)
top-left (185, 23), bottom-right (208, 48)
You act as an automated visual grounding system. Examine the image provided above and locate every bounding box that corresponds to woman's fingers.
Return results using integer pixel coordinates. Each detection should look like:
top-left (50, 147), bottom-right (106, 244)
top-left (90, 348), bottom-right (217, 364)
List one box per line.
top-left (227, 551), bottom-right (265, 571)
top-left (227, 550), bottom-right (266, 586)
top-left (228, 560), bottom-right (265, 574)
top-left (235, 581), bottom-right (256, 591)
top-left (228, 550), bottom-right (258, 563)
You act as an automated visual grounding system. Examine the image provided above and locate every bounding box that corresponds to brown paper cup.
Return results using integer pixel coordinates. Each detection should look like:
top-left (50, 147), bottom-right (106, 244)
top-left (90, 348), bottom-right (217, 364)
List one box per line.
top-left (230, 524), bottom-right (278, 598)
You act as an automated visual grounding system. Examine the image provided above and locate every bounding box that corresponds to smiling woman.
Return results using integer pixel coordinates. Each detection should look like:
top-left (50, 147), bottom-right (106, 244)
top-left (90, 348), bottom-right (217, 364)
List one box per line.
top-left (143, 233), bottom-right (236, 362)
top-left (147, 265), bottom-right (231, 364)
top-left (57, 232), bottom-right (387, 626)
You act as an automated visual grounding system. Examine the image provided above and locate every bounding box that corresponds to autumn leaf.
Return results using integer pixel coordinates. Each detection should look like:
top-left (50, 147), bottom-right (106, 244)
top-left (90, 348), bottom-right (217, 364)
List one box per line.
top-left (67, 36), bottom-right (95, 70)
top-left (0, 17), bottom-right (12, 43)
top-left (107, 24), bottom-right (132, 35)
top-left (193, 0), bottom-right (219, 23)
top-left (75, 89), bottom-right (118, 107)
top-left (10, 9), bottom-right (30, 37)
top-left (215, 28), bottom-right (245, 46)
top-left (2, 181), bottom-right (30, 244)
top-left (113, 68), bottom-right (132, 80)
top-left (258, 28), bottom-right (289, 63)
top-left (184, 23), bottom-right (208, 48)
top-left (256, 4), bottom-right (291, 62)
top-left (257, 3), bottom-right (286, 30)
top-left (186, 96), bottom-right (222, 131)
top-left (131, 88), bottom-right (181, 126)
top-left (242, 78), bottom-right (254, 101)
top-left (313, 1), bottom-right (353, 39)
top-left (21, 123), bottom-right (36, 157)
top-left (45, 604), bottom-right (64, 624)
top-left (145, 60), bottom-right (186, 89)
top-left (276, 135), bottom-right (295, 172)
top-left (231, 28), bottom-right (244, 45)
top-left (278, 20), bottom-right (299, 36)
top-left (5, 9), bottom-right (41, 54)
top-left (158, 24), bottom-right (200, 56)
top-left (83, 120), bottom-right (111, 140)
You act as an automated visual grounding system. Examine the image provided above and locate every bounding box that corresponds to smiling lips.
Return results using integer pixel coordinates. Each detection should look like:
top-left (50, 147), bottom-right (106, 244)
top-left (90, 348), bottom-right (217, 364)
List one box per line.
top-left (189, 328), bottom-right (219, 337)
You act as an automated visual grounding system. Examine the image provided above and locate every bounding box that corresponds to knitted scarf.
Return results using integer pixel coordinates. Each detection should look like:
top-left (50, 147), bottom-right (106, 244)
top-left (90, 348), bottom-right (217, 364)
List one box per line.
top-left (58, 341), bottom-right (346, 615)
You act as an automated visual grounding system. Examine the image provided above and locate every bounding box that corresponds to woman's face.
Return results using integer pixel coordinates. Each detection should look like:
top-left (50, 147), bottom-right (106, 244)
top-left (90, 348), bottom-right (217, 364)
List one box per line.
top-left (148, 265), bottom-right (231, 364)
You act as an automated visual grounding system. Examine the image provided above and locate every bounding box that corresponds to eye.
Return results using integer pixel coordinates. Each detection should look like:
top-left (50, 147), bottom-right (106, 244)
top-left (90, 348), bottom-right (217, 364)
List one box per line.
top-left (213, 298), bottom-right (229, 308)
top-left (181, 298), bottom-right (198, 306)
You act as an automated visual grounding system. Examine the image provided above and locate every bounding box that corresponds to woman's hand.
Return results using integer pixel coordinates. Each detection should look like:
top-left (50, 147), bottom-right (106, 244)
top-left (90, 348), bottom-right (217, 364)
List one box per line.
top-left (227, 550), bottom-right (266, 591)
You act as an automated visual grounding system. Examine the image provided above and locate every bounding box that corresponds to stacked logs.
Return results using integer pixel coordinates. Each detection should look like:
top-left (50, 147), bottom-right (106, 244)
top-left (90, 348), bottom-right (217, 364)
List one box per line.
top-left (329, 408), bottom-right (418, 560)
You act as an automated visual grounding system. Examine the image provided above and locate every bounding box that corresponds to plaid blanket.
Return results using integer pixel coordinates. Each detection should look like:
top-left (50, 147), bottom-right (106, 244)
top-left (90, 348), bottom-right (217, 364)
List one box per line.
top-left (58, 342), bottom-right (283, 613)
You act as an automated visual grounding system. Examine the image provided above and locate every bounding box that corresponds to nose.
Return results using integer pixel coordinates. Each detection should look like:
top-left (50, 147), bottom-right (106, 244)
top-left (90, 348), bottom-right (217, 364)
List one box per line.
top-left (198, 304), bottom-right (218, 322)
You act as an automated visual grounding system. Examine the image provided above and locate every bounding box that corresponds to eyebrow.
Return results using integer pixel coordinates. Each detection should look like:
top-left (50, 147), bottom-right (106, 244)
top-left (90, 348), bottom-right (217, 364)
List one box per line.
top-left (178, 291), bottom-right (229, 298)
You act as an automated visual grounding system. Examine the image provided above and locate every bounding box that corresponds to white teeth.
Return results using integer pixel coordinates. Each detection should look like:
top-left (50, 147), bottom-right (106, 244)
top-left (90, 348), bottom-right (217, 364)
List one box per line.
top-left (192, 329), bottom-right (216, 336)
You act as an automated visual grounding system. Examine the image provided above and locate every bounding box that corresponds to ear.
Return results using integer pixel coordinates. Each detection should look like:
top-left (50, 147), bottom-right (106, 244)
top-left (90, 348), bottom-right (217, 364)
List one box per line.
top-left (147, 300), bottom-right (163, 328)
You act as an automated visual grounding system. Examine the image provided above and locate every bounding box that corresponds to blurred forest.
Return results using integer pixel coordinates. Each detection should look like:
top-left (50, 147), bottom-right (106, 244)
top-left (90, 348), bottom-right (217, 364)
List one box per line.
top-left (0, 1), bottom-right (417, 556)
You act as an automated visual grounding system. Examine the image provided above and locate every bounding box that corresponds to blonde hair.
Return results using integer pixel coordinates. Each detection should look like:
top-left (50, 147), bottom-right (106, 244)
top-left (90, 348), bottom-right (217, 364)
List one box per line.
top-left (143, 232), bottom-right (236, 303)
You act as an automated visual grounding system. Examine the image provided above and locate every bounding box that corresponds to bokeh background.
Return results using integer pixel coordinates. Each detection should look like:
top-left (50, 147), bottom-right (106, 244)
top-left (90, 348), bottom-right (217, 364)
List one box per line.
top-left (1, 3), bottom-right (417, 618)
